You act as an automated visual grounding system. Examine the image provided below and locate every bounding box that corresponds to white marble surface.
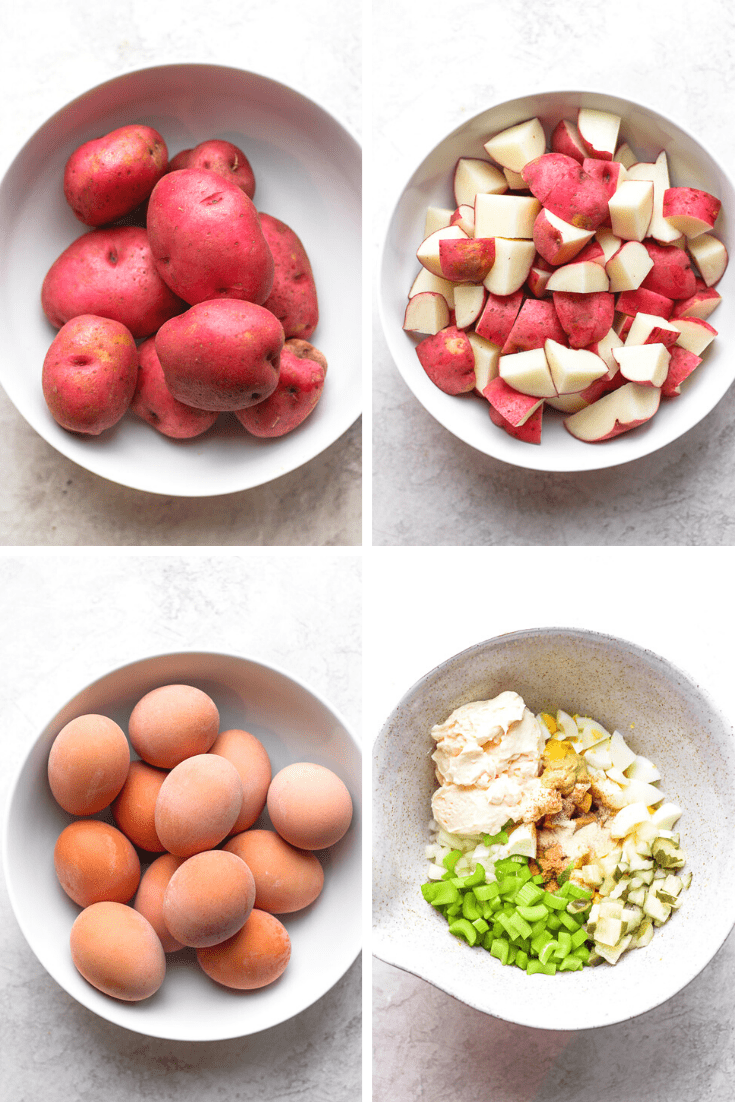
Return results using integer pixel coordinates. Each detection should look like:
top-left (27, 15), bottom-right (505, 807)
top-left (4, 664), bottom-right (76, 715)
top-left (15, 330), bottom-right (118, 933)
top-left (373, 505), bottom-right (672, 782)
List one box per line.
top-left (0, 551), bottom-right (361, 1099)
top-left (368, 546), bottom-right (735, 1101)
top-left (373, 0), bottom-right (735, 545)
top-left (0, 0), bottom-right (361, 546)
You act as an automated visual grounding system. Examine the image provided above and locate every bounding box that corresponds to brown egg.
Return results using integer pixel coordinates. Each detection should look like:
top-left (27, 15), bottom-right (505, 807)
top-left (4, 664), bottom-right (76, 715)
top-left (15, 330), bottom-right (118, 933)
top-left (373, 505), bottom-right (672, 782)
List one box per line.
top-left (154, 754), bottom-right (243, 856)
top-left (267, 762), bottom-right (353, 850)
top-left (224, 828), bottom-right (323, 914)
top-left (197, 909), bottom-right (290, 989)
top-left (111, 760), bottom-right (168, 852)
top-left (163, 849), bottom-right (255, 947)
top-left (133, 854), bottom-right (185, 952)
top-left (128, 684), bottom-right (219, 768)
top-left (54, 820), bottom-right (141, 908)
top-left (209, 728), bottom-right (271, 833)
top-left (47, 714), bottom-right (130, 816)
top-left (70, 901), bottom-right (166, 1001)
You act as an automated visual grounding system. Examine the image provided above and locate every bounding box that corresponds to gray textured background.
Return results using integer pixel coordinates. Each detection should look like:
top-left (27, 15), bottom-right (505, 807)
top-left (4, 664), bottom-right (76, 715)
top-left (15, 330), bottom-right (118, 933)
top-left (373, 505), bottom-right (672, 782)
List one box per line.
top-left (0, 0), bottom-right (361, 546)
top-left (373, 0), bottom-right (735, 546)
top-left (0, 551), bottom-right (361, 1100)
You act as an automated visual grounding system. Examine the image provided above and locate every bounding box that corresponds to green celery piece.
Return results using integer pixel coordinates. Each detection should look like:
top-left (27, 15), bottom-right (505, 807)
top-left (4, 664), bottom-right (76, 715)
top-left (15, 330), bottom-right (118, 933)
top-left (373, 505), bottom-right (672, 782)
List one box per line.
top-left (445, 902), bottom-right (461, 917)
top-left (507, 944), bottom-right (517, 966)
top-left (570, 927), bottom-right (588, 950)
top-left (515, 950), bottom-right (529, 970)
top-left (490, 938), bottom-right (510, 965)
top-left (474, 882), bottom-right (500, 902)
top-left (516, 883), bottom-right (545, 907)
top-left (495, 858), bottom-right (522, 876)
top-left (527, 959), bottom-right (545, 975)
top-left (448, 919), bottom-right (478, 946)
top-left (422, 881), bottom-right (460, 907)
top-left (539, 940), bottom-right (559, 965)
top-left (559, 910), bottom-right (582, 932)
top-left (497, 875), bottom-right (522, 897)
top-left (531, 930), bottom-right (554, 956)
top-left (554, 931), bottom-right (572, 959)
top-left (542, 890), bottom-right (568, 911)
top-left (473, 918), bottom-right (489, 934)
top-left (546, 913), bottom-right (562, 932)
top-left (539, 960), bottom-right (557, 975)
top-left (517, 904), bottom-right (548, 922)
top-left (508, 912), bottom-right (533, 942)
top-left (532, 874), bottom-right (546, 885)
top-left (559, 956), bottom-right (583, 972)
top-left (443, 849), bottom-right (462, 874)
top-left (455, 863), bottom-right (486, 889)
top-left (564, 882), bottom-right (592, 901)
top-left (572, 944), bottom-right (590, 962)
top-left (530, 917), bottom-right (548, 938)
top-left (482, 930), bottom-right (494, 951)
top-left (483, 830), bottom-right (509, 846)
top-left (492, 919), bottom-right (506, 939)
top-left (462, 893), bottom-right (480, 921)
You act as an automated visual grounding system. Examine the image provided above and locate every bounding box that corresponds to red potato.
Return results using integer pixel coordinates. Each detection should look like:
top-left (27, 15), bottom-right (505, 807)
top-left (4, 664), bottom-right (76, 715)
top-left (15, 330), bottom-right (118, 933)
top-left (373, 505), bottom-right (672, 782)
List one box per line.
top-left (521, 153), bottom-right (609, 230)
top-left (147, 169), bottom-right (274, 306)
top-left (574, 239), bottom-right (606, 266)
top-left (582, 158), bottom-right (626, 200)
top-left (235, 339), bottom-right (327, 437)
top-left (641, 242), bottom-right (697, 300)
top-left (259, 213), bottom-right (319, 340)
top-left (532, 208), bottom-right (594, 266)
top-left (616, 287), bottom-right (674, 319)
top-left (553, 290), bottom-right (614, 349)
top-left (663, 187), bottom-right (721, 237)
top-left (416, 326), bottom-right (476, 394)
top-left (131, 339), bottom-right (218, 439)
top-left (662, 346), bottom-right (702, 396)
top-left (168, 139), bottom-right (256, 199)
top-left (42, 315), bottom-right (138, 434)
top-left (439, 237), bottom-right (496, 282)
top-left (526, 255), bottom-right (554, 297)
top-left (41, 226), bottom-right (185, 339)
top-left (64, 124), bottom-right (168, 226)
top-left (155, 299), bottom-right (284, 411)
top-left (671, 285), bottom-right (722, 320)
top-left (475, 288), bottom-right (524, 345)
top-left (501, 298), bottom-right (567, 354)
top-left (488, 400), bottom-right (543, 443)
top-left (564, 382), bottom-right (661, 441)
top-left (483, 376), bottom-right (543, 426)
top-left (550, 120), bottom-right (587, 164)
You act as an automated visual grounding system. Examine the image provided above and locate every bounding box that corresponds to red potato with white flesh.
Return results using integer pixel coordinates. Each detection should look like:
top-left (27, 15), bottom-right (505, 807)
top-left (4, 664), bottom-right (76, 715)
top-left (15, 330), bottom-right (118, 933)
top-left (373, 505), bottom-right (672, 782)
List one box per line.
top-left (468, 332), bottom-right (500, 393)
top-left (577, 108), bottom-right (621, 161)
top-left (608, 180), bottom-right (653, 241)
top-left (475, 288), bottom-right (523, 345)
top-left (483, 239), bottom-right (535, 295)
top-left (613, 343), bottom-right (670, 387)
top-left (545, 340), bottom-right (607, 394)
top-left (587, 326), bottom-right (623, 374)
top-left (642, 241), bottom-right (697, 300)
top-left (168, 139), bottom-right (255, 199)
top-left (671, 285), bottom-right (722, 320)
top-left (488, 399), bottom-right (543, 443)
top-left (624, 312), bottom-right (679, 348)
top-left (483, 376), bottom-right (543, 426)
top-left (147, 169), bottom-right (274, 306)
top-left (453, 284), bottom-right (486, 330)
top-left (564, 382), bottom-right (661, 441)
top-left (522, 153), bottom-right (610, 230)
top-left (42, 315), bottom-right (138, 434)
top-left (614, 143), bottom-right (637, 169)
top-left (532, 208), bottom-right (594, 266)
top-left (546, 261), bottom-right (609, 293)
top-left (499, 347), bottom-right (555, 397)
top-left (662, 347), bottom-right (702, 396)
top-left (671, 317), bottom-right (717, 355)
top-left (259, 212), bottom-right (319, 340)
top-left (595, 228), bottom-right (622, 263)
top-left (417, 225), bottom-right (468, 278)
top-left (449, 205), bottom-right (475, 236)
top-left (64, 124), bottom-right (168, 226)
top-left (403, 292), bottom-right (450, 334)
top-left (663, 187), bottom-right (721, 237)
top-left (501, 298), bottom-right (566, 354)
top-left (416, 326), bottom-right (476, 394)
top-left (439, 237), bottom-right (496, 282)
top-left (484, 118), bottom-right (546, 173)
top-left (235, 340), bottom-right (327, 438)
top-left (474, 194), bottom-right (540, 239)
top-left (582, 157), bottom-right (627, 199)
top-left (616, 286), bottom-right (674, 319)
top-left (627, 153), bottom-right (681, 245)
top-left (605, 240), bottom-right (654, 292)
top-left (155, 299), bottom-right (284, 411)
top-left (551, 119), bottom-right (587, 164)
top-left (553, 291), bottom-right (614, 349)
top-left (425, 206), bottom-right (455, 235)
top-left (41, 226), bottom-right (186, 338)
top-left (453, 158), bottom-right (507, 206)
top-left (409, 268), bottom-right (455, 309)
top-left (574, 239), bottom-right (606, 266)
top-left (526, 255), bottom-right (554, 297)
top-left (687, 234), bottom-right (728, 286)
top-left (131, 339), bottom-right (218, 439)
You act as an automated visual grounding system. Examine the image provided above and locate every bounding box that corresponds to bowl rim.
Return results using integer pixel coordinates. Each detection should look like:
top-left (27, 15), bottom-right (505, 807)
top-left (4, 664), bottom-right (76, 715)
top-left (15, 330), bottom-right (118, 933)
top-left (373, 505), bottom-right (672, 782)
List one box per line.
top-left (3, 646), bottom-right (362, 1041)
top-left (0, 62), bottom-right (362, 498)
top-left (378, 85), bottom-right (735, 474)
top-left (373, 624), bottom-right (735, 1030)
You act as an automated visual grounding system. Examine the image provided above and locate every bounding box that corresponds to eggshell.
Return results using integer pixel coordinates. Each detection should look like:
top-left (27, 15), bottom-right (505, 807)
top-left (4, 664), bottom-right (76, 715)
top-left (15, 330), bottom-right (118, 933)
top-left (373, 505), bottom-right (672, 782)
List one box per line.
top-left (154, 754), bottom-right (243, 856)
top-left (54, 820), bottom-right (141, 908)
top-left (224, 828), bottom-right (324, 914)
top-left (111, 760), bottom-right (168, 852)
top-left (133, 854), bottom-right (185, 952)
top-left (197, 908), bottom-right (291, 989)
top-left (47, 713), bottom-right (130, 815)
top-left (128, 684), bottom-right (219, 768)
top-left (70, 901), bottom-right (166, 1001)
top-left (209, 728), bottom-right (271, 833)
top-left (163, 849), bottom-right (256, 948)
top-left (267, 762), bottom-right (353, 850)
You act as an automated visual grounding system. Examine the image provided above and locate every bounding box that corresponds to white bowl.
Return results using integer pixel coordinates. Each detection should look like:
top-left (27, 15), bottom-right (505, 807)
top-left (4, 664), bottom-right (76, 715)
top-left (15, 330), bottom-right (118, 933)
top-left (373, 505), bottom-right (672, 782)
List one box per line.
top-left (379, 89), bottom-right (734, 472)
top-left (4, 651), bottom-right (361, 1041)
top-left (373, 627), bottom-right (735, 1030)
top-left (0, 65), bottom-right (361, 496)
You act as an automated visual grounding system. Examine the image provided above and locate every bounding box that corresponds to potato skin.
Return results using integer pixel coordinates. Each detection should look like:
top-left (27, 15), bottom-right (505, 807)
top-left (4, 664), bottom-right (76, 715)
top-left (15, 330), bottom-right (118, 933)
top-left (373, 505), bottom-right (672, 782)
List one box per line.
top-left (259, 213), bottom-right (319, 340)
top-left (42, 314), bottom-right (138, 434)
top-left (131, 338), bottom-right (219, 438)
top-left (64, 124), bottom-right (168, 227)
top-left (147, 169), bottom-right (274, 306)
top-left (155, 299), bottom-right (284, 411)
top-left (235, 339), bottom-right (327, 437)
top-left (41, 226), bottom-right (185, 339)
top-left (168, 140), bottom-right (255, 199)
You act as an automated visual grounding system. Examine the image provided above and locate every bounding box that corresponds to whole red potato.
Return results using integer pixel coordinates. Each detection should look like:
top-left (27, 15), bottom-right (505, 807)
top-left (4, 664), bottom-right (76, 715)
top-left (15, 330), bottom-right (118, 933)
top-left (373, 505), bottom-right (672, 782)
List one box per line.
top-left (42, 315), bottom-right (138, 434)
top-left (41, 226), bottom-right (185, 339)
top-left (235, 339), bottom-right (327, 437)
top-left (64, 124), bottom-right (168, 227)
top-left (155, 299), bottom-right (284, 411)
top-left (168, 139), bottom-right (255, 199)
top-left (259, 213), bottom-right (319, 340)
top-left (131, 339), bottom-right (219, 438)
top-left (147, 169), bottom-right (273, 306)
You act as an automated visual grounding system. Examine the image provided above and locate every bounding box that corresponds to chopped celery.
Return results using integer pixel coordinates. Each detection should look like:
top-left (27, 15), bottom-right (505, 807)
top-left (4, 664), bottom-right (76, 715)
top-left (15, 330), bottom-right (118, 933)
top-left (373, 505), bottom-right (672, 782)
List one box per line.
top-left (448, 919), bottom-right (478, 946)
top-left (490, 938), bottom-right (510, 965)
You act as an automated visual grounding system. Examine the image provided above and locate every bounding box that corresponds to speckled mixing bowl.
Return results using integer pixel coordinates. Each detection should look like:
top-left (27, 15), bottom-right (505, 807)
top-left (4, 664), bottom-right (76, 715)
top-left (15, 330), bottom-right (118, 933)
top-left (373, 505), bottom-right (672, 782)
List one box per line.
top-left (373, 627), bottom-right (735, 1030)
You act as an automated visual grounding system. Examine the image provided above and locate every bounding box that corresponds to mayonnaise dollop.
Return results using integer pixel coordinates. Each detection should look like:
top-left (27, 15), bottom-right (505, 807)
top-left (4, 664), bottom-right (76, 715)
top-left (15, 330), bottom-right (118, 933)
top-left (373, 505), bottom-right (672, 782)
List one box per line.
top-left (430, 690), bottom-right (545, 836)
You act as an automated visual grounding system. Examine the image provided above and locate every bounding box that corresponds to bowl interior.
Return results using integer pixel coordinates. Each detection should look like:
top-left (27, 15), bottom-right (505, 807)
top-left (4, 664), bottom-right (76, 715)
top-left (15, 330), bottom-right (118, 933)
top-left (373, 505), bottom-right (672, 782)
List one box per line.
top-left (380, 89), bottom-right (734, 472)
top-left (0, 64), bottom-right (361, 496)
top-left (373, 628), bottom-right (735, 1029)
top-left (5, 651), bottom-right (361, 1041)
